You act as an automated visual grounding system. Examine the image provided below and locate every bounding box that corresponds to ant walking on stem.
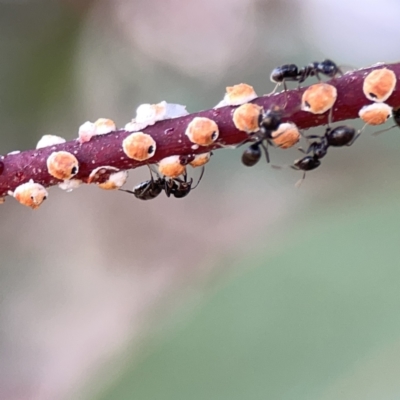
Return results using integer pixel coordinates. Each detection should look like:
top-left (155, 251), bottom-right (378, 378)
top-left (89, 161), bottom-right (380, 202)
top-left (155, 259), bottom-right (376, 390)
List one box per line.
top-left (270, 59), bottom-right (342, 94)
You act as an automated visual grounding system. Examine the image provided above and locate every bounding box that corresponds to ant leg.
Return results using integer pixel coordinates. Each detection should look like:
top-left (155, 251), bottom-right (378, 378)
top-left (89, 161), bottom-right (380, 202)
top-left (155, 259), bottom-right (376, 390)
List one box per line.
top-left (235, 137), bottom-right (252, 148)
top-left (260, 141), bottom-right (270, 163)
top-left (327, 106), bottom-right (334, 127)
top-left (303, 134), bottom-right (322, 140)
top-left (142, 164), bottom-right (161, 196)
top-left (148, 164), bottom-right (163, 182)
top-left (272, 162), bottom-right (295, 170)
top-left (267, 82), bottom-right (281, 96)
top-left (301, 134), bottom-right (324, 148)
top-left (298, 70), bottom-right (307, 86)
top-left (163, 179), bottom-right (173, 198)
top-left (118, 189), bottom-right (136, 195)
top-left (279, 81), bottom-right (289, 108)
top-left (147, 165), bottom-right (157, 182)
top-left (173, 168), bottom-right (189, 184)
top-left (182, 169), bottom-right (188, 183)
top-left (298, 142), bottom-right (316, 154)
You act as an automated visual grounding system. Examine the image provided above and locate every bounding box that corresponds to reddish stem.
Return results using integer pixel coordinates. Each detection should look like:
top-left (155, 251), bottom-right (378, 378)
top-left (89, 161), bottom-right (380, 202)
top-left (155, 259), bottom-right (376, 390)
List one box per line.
top-left (1, 62), bottom-right (400, 197)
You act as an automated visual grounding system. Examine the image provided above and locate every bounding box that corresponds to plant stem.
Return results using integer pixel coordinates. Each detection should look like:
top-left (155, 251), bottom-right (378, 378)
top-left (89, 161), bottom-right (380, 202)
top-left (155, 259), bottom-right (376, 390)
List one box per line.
top-left (1, 62), bottom-right (399, 197)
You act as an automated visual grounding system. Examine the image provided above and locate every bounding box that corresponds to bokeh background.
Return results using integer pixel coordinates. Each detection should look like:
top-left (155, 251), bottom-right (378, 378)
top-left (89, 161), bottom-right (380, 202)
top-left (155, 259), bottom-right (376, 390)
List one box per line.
top-left (1, 1), bottom-right (400, 399)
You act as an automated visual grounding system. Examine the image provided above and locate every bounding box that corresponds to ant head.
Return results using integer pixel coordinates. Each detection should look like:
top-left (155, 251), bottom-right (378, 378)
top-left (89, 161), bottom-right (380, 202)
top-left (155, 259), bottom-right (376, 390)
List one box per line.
top-left (295, 155), bottom-right (321, 171)
top-left (319, 59), bottom-right (339, 76)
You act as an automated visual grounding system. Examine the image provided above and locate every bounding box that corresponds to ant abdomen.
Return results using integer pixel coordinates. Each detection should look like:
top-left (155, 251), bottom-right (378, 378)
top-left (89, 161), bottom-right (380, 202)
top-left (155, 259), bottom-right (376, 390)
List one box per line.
top-left (242, 143), bottom-right (262, 167)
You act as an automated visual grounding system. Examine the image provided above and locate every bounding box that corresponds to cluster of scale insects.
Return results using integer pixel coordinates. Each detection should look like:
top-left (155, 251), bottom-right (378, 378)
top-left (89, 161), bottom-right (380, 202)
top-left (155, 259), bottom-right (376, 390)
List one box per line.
top-left (126, 59), bottom-right (352, 198)
top-left (4, 58), bottom-right (400, 208)
top-left (239, 59), bottom-right (399, 186)
top-left (241, 107), bottom-right (359, 185)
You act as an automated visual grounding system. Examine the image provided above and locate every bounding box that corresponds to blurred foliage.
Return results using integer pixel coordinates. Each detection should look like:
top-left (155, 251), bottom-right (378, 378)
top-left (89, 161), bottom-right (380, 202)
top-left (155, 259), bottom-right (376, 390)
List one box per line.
top-left (0, 2), bottom-right (82, 150)
top-left (1, 1), bottom-right (400, 400)
top-left (95, 184), bottom-right (400, 400)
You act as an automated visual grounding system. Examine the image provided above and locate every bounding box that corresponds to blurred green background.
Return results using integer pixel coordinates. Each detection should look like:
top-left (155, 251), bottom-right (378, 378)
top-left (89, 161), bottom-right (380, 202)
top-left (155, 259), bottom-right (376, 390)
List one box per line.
top-left (1, 1), bottom-right (400, 399)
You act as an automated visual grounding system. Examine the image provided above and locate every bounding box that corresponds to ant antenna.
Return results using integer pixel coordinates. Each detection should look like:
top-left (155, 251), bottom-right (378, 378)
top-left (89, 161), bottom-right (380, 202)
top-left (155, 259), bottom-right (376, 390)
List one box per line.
top-left (192, 166), bottom-right (205, 190)
top-left (372, 124), bottom-right (397, 136)
top-left (260, 141), bottom-right (270, 163)
top-left (295, 172), bottom-right (306, 188)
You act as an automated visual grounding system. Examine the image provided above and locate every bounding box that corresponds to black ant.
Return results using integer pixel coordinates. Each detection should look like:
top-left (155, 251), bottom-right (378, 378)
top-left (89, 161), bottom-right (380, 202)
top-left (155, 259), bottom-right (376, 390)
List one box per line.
top-left (304, 125), bottom-right (359, 157)
top-left (164, 169), bottom-right (204, 198)
top-left (241, 107), bottom-right (283, 166)
top-left (121, 175), bottom-right (163, 200)
top-left (120, 167), bottom-right (204, 200)
top-left (270, 59), bottom-right (342, 92)
top-left (373, 108), bottom-right (400, 136)
top-left (290, 125), bottom-right (358, 186)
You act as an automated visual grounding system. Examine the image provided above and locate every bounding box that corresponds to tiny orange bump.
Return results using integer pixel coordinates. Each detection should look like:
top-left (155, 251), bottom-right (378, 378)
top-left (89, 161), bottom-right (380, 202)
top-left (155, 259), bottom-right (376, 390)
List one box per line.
top-left (88, 166), bottom-right (119, 184)
top-left (135, 101), bottom-right (188, 122)
top-left (58, 179), bottom-right (82, 192)
top-left (36, 135), bottom-right (66, 149)
top-left (94, 118), bottom-right (117, 134)
top-left (12, 179), bottom-right (48, 209)
top-left (359, 103), bottom-right (392, 125)
top-left (232, 103), bottom-right (263, 133)
top-left (189, 152), bottom-right (212, 168)
top-left (185, 117), bottom-right (219, 146)
top-left (124, 119), bottom-right (149, 132)
top-left (122, 132), bottom-right (156, 161)
top-left (225, 83), bottom-right (257, 106)
top-left (158, 155), bottom-right (186, 178)
top-left (78, 121), bottom-right (96, 144)
top-left (87, 166), bottom-right (128, 190)
top-left (301, 83), bottom-right (337, 114)
top-left (363, 68), bottom-right (396, 102)
top-left (47, 151), bottom-right (79, 180)
top-left (0, 197), bottom-right (5, 204)
top-left (98, 171), bottom-right (129, 190)
top-left (271, 123), bottom-right (301, 149)
top-left (136, 102), bottom-right (167, 124)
